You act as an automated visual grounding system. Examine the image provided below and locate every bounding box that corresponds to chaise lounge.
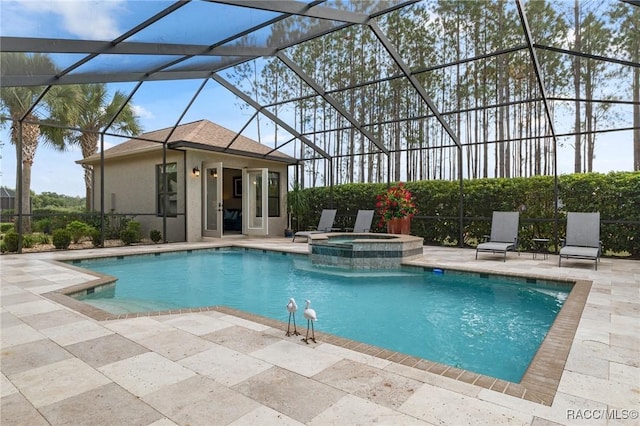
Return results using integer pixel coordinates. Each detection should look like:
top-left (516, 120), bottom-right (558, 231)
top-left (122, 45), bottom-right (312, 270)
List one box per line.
top-left (559, 212), bottom-right (601, 270)
top-left (346, 210), bottom-right (374, 233)
top-left (292, 209), bottom-right (337, 242)
top-left (475, 211), bottom-right (520, 262)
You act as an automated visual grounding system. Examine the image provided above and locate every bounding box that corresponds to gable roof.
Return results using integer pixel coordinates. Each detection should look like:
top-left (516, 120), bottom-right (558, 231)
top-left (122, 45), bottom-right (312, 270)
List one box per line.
top-left (0, 187), bottom-right (15, 198)
top-left (80, 119), bottom-right (295, 165)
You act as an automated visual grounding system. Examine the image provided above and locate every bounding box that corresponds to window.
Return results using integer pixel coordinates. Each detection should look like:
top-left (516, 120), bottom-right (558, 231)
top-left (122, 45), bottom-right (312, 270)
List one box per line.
top-left (268, 171), bottom-right (280, 217)
top-left (157, 163), bottom-right (177, 217)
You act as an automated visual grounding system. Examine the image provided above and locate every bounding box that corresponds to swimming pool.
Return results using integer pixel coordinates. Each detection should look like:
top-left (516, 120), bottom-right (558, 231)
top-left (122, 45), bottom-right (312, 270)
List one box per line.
top-left (71, 248), bottom-right (570, 383)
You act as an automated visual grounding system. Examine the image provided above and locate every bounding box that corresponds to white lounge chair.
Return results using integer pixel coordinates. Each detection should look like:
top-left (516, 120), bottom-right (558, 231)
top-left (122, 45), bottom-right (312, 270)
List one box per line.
top-left (347, 210), bottom-right (374, 233)
top-left (559, 212), bottom-right (601, 270)
top-left (476, 211), bottom-right (520, 262)
top-left (292, 209), bottom-right (337, 242)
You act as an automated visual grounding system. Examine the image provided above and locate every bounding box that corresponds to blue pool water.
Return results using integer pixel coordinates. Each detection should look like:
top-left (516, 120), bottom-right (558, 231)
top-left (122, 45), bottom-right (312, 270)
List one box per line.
top-left (73, 248), bottom-right (569, 382)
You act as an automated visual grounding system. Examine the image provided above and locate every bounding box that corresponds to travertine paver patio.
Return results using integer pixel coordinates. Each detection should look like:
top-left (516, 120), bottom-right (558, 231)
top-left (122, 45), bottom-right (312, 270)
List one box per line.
top-left (1, 239), bottom-right (638, 425)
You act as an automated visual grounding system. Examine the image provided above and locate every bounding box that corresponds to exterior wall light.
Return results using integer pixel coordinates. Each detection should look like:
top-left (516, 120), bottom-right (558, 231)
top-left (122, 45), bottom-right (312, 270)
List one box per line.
top-left (192, 166), bottom-right (200, 177)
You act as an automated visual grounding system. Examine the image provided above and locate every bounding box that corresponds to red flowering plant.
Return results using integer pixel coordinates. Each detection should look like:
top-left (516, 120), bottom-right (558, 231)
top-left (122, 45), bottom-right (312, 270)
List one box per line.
top-left (375, 182), bottom-right (418, 227)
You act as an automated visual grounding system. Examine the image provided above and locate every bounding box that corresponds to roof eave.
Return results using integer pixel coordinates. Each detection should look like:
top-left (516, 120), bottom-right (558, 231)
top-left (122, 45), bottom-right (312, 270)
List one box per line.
top-left (77, 145), bottom-right (168, 165)
top-left (170, 141), bottom-right (297, 165)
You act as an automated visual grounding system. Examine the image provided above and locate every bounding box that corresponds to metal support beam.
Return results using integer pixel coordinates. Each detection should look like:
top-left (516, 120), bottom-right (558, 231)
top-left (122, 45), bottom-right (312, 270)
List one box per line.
top-left (161, 76), bottom-right (211, 242)
top-left (96, 81), bottom-right (144, 246)
top-left (225, 111), bottom-right (259, 151)
top-left (212, 73), bottom-right (331, 159)
top-left (55, 1), bottom-right (190, 80)
top-left (276, 51), bottom-right (389, 156)
top-left (212, 0), bottom-right (367, 24)
top-left (516, 0), bottom-right (560, 252)
top-left (99, 133), bottom-right (105, 247)
top-left (16, 123), bottom-right (23, 253)
top-left (534, 43), bottom-right (640, 69)
top-left (368, 21), bottom-right (461, 149)
top-left (0, 36), bottom-right (274, 57)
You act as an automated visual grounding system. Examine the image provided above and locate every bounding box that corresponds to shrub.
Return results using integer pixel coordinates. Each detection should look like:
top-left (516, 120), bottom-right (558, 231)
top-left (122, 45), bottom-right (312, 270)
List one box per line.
top-left (1, 223), bottom-right (14, 233)
top-left (120, 220), bottom-right (142, 245)
top-left (32, 233), bottom-right (50, 245)
top-left (88, 227), bottom-right (102, 247)
top-left (295, 171), bottom-right (640, 256)
top-left (2, 229), bottom-right (19, 252)
top-left (52, 229), bottom-right (72, 249)
top-left (21, 234), bottom-right (34, 248)
top-left (102, 213), bottom-right (134, 239)
top-left (150, 229), bottom-right (162, 243)
top-left (66, 220), bottom-right (90, 244)
top-left (32, 209), bottom-right (86, 232)
top-left (33, 218), bottom-right (52, 234)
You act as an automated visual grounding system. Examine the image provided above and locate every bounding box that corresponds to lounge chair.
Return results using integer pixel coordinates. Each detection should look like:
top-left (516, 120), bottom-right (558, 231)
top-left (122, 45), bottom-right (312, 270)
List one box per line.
top-left (475, 211), bottom-right (520, 262)
top-left (292, 209), bottom-right (337, 242)
top-left (346, 210), bottom-right (374, 233)
top-left (559, 212), bottom-right (601, 270)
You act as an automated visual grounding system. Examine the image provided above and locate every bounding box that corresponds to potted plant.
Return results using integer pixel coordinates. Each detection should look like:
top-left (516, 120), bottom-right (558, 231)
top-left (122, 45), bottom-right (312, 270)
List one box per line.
top-left (375, 182), bottom-right (417, 234)
top-left (286, 181), bottom-right (309, 235)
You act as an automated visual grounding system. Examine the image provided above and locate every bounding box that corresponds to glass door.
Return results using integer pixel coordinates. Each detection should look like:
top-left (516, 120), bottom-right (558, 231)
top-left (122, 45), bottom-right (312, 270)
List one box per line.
top-left (202, 162), bottom-right (223, 238)
top-left (243, 168), bottom-right (268, 236)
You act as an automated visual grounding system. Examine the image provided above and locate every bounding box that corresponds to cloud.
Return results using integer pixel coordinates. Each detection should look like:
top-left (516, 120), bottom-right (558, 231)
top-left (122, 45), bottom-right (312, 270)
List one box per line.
top-left (131, 104), bottom-right (155, 120)
top-left (17, 0), bottom-right (126, 40)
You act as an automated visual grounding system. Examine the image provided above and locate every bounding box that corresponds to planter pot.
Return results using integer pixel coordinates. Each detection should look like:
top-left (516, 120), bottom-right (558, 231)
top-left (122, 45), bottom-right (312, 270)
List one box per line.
top-left (387, 217), bottom-right (411, 234)
top-left (387, 217), bottom-right (400, 234)
top-left (400, 216), bottom-right (411, 234)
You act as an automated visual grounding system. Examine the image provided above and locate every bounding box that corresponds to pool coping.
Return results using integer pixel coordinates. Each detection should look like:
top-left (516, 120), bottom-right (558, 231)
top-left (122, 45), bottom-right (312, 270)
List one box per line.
top-left (42, 246), bottom-right (591, 407)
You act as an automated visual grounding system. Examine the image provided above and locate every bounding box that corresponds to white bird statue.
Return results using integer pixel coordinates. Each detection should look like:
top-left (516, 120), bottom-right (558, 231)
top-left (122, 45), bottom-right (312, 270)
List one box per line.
top-left (285, 298), bottom-right (300, 336)
top-left (302, 299), bottom-right (317, 344)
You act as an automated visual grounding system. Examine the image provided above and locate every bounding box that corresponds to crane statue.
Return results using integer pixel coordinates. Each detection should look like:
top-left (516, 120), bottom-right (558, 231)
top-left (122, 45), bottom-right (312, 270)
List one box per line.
top-left (285, 297), bottom-right (300, 336)
top-left (302, 299), bottom-right (317, 344)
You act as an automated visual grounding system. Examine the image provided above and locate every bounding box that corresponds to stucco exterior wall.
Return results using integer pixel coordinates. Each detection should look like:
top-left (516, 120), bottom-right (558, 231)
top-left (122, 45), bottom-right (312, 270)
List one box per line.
top-left (91, 148), bottom-right (289, 242)
top-left (91, 150), bottom-right (187, 242)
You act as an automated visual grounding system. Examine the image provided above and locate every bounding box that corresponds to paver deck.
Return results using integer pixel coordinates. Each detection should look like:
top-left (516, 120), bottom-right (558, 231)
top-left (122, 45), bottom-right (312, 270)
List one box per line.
top-left (2, 239), bottom-right (638, 425)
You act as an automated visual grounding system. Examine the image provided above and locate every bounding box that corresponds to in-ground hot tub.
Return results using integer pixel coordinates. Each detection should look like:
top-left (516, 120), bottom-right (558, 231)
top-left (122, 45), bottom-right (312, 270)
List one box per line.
top-left (308, 232), bottom-right (424, 269)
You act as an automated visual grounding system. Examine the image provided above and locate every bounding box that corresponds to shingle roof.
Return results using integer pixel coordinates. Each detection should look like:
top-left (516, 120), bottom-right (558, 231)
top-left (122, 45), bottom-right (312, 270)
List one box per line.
top-left (80, 119), bottom-right (295, 164)
top-left (0, 187), bottom-right (15, 198)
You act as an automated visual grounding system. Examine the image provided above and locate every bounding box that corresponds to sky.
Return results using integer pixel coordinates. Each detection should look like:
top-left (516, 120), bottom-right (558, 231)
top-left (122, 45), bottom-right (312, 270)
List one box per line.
top-left (0, 0), bottom-right (635, 198)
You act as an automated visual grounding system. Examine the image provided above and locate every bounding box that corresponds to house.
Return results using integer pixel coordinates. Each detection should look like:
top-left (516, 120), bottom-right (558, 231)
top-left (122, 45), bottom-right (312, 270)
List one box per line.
top-left (78, 119), bottom-right (295, 242)
top-left (1, 187), bottom-right (16, 221)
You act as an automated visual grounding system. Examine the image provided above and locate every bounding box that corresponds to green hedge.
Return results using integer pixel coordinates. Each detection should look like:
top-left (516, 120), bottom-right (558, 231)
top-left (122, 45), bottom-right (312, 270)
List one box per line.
top-left (293, 172), bottom-right (640, 257)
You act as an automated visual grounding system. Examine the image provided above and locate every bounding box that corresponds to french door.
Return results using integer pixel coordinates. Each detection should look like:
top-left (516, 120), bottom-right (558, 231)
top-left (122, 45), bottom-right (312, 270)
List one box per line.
top-left (243, 168), bottom-right (268, 236)
top-left (202, 162), bottom-right (223, 238)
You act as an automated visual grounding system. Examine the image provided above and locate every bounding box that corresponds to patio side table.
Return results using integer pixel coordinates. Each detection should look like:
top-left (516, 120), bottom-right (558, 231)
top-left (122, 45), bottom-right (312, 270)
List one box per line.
top-left (532, 238), bottom-right (550, 260)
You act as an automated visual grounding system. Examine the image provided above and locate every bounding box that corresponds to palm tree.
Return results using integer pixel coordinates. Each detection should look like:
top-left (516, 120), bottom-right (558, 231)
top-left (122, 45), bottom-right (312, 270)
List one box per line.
top-left (0, 52), bottom-right (76, 232)
top-left (64, 84), bottom-right (142, 210)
